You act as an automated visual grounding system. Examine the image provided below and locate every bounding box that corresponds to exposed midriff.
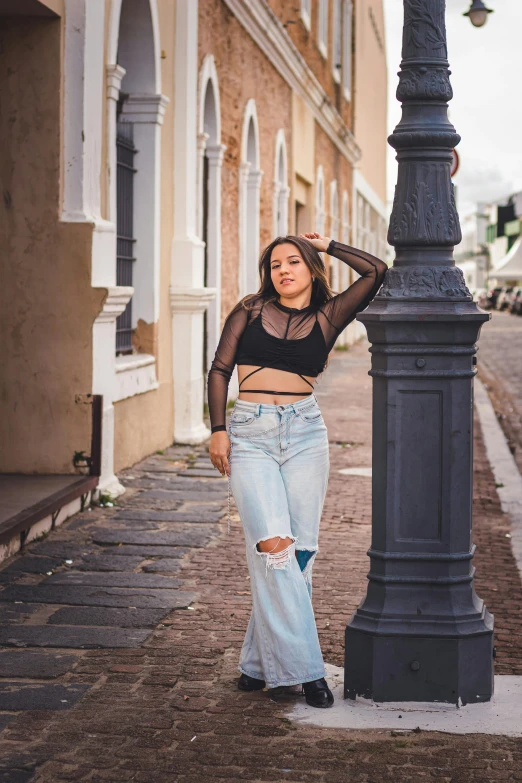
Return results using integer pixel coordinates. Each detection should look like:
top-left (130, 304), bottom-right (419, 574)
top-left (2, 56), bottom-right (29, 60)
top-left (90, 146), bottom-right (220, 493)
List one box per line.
top-left (237, 364), bottom-right (316, 405)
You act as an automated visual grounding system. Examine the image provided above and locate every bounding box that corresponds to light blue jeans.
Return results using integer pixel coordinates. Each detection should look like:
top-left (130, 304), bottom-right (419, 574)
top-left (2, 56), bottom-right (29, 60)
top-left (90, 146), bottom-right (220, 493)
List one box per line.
top-left (228, 393), bottom-right (330, 689)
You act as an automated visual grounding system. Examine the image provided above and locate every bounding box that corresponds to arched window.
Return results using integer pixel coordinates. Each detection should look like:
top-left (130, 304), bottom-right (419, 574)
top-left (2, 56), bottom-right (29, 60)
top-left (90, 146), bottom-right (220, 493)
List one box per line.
top-left (340, 190), bottom-right (352, 292)
top-left (198, 55), bottom-right (225, 375)
top-left (239, 100), bottom-right (263, 298)
top-left (317, 0), bottom-right (329, 58)
top-left (273, 130), bottom-right (289, 237)
top-left (342, 1), bottom-right (353, 101)
top-left (108, 0), bottom-right (167, 356)
top-left (315, 166), bottom-right (326, 236)
top-left (341, 190), bottom-right (350, 245)
top-left (329, 180), bottom-right (340, 291)
top-left (300, 0), bottom-right (312, 30)
top-left (332, 0), bottom-right (342, 82)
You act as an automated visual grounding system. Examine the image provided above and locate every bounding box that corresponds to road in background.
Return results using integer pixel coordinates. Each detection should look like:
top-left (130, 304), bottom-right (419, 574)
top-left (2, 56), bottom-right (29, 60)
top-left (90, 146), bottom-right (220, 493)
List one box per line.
top-left (479, 311), bottom-right (522, 476)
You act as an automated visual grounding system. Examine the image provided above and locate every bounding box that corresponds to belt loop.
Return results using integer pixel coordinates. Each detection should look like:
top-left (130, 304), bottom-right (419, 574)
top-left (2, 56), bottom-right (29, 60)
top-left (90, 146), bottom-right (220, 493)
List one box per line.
top-left (255, 403), bottom-right (261, 417)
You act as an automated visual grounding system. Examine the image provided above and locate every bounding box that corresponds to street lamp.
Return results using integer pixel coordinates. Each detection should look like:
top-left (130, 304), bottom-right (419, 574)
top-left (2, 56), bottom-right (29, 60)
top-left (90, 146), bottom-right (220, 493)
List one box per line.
top-left (344, 0), bottom-right (494, 705)
top-left (464, 0), bottom-right (493, 28)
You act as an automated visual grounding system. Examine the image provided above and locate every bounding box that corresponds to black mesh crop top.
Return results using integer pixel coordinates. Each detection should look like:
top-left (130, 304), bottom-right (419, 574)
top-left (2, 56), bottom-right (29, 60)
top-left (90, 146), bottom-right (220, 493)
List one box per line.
top-left (207, 239), bottom-right (387, 432)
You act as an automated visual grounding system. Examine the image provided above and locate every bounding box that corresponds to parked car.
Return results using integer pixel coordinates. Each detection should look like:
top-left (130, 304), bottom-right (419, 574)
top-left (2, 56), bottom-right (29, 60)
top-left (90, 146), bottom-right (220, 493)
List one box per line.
top-left (472, 288), bottom-right (486, 304)
top-left (496, 287), bottom-right (514, 311)
top-left (509, 287), bottom-right (522, 315)
top-left (478, 287), bottom-right (502, 309)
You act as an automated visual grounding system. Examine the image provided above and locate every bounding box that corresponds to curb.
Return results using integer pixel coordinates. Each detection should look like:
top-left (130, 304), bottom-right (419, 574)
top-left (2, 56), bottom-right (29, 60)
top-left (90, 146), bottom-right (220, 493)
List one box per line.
top-left (475, 378), bottom-right (522, 579)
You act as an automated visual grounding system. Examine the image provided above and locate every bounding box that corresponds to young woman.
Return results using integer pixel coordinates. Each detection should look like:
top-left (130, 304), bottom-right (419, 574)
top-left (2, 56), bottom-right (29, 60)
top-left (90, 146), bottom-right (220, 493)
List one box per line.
top-left (207, 233), bottom-right (387, 708)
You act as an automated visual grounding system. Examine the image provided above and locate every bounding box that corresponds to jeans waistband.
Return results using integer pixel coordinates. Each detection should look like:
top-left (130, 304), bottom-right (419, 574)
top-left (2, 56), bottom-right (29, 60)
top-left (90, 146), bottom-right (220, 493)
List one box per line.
top-left (232, 393), bottom-right (317, 414)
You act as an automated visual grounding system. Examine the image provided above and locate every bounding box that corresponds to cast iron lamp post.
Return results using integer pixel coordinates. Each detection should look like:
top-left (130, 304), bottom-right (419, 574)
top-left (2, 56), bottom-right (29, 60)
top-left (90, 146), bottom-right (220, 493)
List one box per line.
top-left (464, 0), bottom-right (493, 28)
top-left (344, 0), bottom-right (494, 705)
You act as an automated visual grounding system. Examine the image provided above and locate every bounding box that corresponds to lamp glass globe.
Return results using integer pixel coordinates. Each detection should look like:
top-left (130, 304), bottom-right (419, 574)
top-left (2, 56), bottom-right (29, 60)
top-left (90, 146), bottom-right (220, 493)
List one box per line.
top-left (469, 9), bottom-right (488, 26)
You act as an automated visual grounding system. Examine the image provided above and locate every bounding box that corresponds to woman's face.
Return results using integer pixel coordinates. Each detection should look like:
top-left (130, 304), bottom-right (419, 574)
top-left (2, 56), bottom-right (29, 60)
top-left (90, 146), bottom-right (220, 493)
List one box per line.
top-left (269, 243), bottom-right (313, 300)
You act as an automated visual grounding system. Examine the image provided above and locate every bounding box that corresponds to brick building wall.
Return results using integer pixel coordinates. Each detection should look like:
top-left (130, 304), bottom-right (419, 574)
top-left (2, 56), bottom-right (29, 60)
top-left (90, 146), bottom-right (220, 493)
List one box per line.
top-left (198, 0), bottom-right (364, 327)
top-left (198, 1), bottom-right (293, 317)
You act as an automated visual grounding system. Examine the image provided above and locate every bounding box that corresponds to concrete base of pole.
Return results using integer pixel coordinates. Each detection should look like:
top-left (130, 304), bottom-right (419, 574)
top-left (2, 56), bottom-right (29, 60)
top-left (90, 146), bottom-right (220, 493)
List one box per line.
top-left (290, 664), bottom-right (522, 736)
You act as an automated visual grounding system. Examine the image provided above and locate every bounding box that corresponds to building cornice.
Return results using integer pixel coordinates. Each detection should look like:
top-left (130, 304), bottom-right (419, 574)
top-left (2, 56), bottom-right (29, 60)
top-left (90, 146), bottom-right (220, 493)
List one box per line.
top-left (222, 0), bottom-right (361, 165)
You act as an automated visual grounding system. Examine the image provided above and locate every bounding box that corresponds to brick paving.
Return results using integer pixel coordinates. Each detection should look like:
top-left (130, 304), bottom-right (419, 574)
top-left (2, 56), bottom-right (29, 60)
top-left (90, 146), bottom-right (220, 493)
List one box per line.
top-left (478, 309), bottom-right (522, 476)
top-left (1, 340), bottom-right (522, 782)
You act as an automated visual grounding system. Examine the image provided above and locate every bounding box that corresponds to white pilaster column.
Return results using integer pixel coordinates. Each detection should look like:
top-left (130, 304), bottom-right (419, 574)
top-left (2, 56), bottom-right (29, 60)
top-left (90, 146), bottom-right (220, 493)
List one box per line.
top-left (62, 1), bottom-right (126, 496)
top-left (106, 64), bottom-right (126, 230)
top-left (170, 288), bottom-right (217, 444)
top-left (63, 0), bottom-right (106, 223)
top-left (246, 168), bottom-right (263, 295)
top-left (93, 287), bottom-right (133, 496)
top-left (238, 161), bottom-right (251, 300)
top-left (171, 0), bottom-right (216, 444)
top-left (196, 132), bottom-right (210, 240)
top-left (119, 93), bottom-right (169, 325)
top-left (205, 143), bottom-right (226, 374)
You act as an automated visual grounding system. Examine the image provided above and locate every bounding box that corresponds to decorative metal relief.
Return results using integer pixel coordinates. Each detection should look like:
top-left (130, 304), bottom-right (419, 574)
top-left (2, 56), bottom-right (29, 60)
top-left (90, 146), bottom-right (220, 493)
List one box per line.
top-left (403, 0), bottom-right (447, 60)
top-left (378, 265), bottom-right (472, 300)
top-left (388, 167), bottom-right (461, 246)
top-left (388, 131), bottom-right (460, 150)
top-left (397, 67), bottom-right (453, 102)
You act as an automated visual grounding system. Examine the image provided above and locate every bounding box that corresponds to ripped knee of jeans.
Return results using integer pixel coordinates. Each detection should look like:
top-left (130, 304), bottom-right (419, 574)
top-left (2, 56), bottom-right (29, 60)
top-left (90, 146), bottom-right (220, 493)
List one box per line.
top-left (296, 548), bottom-right (318, 582)
top-left (255, 535), bottom-right (297, 575)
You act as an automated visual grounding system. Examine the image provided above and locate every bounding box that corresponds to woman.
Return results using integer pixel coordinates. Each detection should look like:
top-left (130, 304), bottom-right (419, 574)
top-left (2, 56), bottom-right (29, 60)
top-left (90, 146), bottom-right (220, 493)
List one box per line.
top-left (207, 233), bottom-right (387, 708)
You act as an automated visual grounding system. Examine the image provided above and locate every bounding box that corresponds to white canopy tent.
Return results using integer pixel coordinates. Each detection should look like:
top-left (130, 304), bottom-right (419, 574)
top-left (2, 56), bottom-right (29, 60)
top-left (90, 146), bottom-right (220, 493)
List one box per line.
top-left (490, 236), bottom-right (522, 284)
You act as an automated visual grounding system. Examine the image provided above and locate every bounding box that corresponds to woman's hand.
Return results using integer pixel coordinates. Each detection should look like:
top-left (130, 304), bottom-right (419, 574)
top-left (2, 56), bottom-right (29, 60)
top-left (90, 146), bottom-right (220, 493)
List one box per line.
top-left (209, 431), bottom-right (231, 476)
top-left (299, 232), bottom-right (331, 254)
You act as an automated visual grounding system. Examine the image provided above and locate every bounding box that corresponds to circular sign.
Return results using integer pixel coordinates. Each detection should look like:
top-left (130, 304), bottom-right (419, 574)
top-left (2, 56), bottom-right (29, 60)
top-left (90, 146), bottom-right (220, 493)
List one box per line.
top-left (450, 149), bottom-right (460, 178)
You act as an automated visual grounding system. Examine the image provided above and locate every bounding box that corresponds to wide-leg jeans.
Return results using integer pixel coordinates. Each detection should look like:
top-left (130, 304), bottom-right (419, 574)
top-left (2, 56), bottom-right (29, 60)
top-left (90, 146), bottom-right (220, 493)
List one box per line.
top-left (228, 393), bottom-right (330, 689)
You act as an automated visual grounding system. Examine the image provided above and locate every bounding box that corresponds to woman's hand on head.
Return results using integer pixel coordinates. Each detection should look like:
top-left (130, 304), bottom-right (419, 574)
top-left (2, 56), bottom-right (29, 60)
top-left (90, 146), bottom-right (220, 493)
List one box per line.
top-left (299, 232), bottom-right (331, 254)
top-left (209, 431), bottom-right (231, 476)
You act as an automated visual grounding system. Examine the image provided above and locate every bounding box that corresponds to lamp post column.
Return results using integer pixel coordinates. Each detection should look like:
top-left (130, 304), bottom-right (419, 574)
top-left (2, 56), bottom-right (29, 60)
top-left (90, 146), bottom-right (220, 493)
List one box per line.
top-left (344, 0), bottom-right (494, 705)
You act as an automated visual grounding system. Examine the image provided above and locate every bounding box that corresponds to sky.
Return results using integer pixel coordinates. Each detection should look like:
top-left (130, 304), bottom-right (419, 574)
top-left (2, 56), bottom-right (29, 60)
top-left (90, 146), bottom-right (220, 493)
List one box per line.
top-left (383, 0), bottom-right (522, 218)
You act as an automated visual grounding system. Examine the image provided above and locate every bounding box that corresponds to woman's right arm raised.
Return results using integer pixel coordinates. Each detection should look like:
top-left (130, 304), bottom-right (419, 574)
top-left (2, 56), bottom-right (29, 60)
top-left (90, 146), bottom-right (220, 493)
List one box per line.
top-left (207, 303), bottom-right (249, 475)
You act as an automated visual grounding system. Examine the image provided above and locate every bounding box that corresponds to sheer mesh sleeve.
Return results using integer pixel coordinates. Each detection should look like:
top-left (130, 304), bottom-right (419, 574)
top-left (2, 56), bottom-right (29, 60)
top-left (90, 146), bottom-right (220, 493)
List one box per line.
top-left (207, 302), bottom-right (250, 433)
top-left (318, 239), bottom-right (388, 350)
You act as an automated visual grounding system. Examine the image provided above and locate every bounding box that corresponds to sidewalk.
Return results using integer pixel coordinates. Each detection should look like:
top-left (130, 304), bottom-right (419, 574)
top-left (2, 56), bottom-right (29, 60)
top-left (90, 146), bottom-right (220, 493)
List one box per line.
top-left (1, 340), bottom-right (522, 782)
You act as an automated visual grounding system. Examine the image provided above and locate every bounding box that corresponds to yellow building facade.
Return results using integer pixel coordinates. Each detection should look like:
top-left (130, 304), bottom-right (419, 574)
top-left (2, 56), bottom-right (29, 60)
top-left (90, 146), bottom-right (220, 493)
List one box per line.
top-left (0, 0), bottom-right (387, 555)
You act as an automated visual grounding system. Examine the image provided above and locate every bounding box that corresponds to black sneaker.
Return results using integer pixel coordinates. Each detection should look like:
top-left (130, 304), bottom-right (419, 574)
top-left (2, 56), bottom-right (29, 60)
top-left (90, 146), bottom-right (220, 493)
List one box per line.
top-left (302, 677), bottom-right (334, 708)
top-left (238, 673), bottom-right (266, 691)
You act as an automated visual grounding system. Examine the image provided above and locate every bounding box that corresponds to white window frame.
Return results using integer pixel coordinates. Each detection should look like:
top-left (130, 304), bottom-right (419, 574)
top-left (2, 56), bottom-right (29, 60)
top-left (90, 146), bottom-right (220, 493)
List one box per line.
top-left (300, 0), bottom-right (311, 31)
top-left (332, 0), bottom-right (342, 83)
top-left (315, 166), bottom-right (326, 236)
top-left (342, 0), bottom-right (353, 101)
top-left (239, 99), bottom-right (263, 300)
top-left (273, 129), bottom-right (290, 237)
top-left (341, 190), bottom-right (350, 246)
top-left (198, 54), bottom-right (226, 376)
top-left (340, 189), bottom-right (351, 294)
top-left (317, 0), bottom-right (329, 60)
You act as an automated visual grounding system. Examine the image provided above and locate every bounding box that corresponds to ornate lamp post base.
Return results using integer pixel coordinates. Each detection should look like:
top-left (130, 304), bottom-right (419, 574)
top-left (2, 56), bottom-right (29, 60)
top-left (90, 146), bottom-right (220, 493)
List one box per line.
top-left (344, 298), bottom-right (493, 705)
top-left (344, 0), bottom-right (495, 704)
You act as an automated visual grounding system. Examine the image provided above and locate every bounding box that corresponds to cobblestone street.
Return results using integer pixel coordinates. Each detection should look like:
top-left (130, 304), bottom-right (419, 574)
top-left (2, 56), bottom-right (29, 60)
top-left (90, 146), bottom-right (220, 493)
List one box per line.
top-left (1, 339), bottom-right (522, 782)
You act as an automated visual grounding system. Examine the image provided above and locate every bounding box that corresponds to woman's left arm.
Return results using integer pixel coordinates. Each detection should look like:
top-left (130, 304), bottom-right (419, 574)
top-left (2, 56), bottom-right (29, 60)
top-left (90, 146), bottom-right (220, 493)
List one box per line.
top-left (320, 239), bottom-right (388, 346)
